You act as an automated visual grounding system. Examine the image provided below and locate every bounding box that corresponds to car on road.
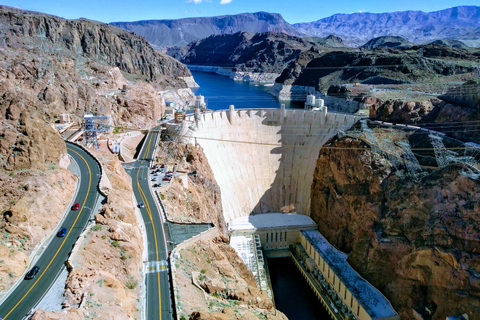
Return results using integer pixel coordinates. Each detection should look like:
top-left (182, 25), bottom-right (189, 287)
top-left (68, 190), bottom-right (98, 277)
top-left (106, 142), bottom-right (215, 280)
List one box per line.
top-left (138, 202), bottom-right (145, 208)
top-left (57, 227), bottom-right (67, 237)
top-left (25, 266), bottom-right (40, 280)
top-left (72, 202), bottom-right (80, 210)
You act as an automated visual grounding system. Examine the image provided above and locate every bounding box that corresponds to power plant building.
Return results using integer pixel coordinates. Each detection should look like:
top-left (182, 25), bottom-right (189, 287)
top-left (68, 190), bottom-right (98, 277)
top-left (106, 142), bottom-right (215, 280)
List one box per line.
top-left (298, 230), bottom-right (400, 320)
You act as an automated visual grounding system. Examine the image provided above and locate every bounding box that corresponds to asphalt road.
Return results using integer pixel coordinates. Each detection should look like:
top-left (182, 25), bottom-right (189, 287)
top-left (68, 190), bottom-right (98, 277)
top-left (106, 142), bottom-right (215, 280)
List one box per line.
top-left (125, 126), bottom-right (173, 320)
top-left (0, 142), bottom-right (101, 320)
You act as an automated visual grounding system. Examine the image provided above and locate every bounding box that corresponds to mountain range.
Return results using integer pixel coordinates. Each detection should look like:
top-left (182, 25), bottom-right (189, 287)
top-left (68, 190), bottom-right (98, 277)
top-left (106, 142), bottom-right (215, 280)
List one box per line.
top-left (111, 12), bottom-right (302, 48)
top-left (111, 6), bottom-right (480, 48)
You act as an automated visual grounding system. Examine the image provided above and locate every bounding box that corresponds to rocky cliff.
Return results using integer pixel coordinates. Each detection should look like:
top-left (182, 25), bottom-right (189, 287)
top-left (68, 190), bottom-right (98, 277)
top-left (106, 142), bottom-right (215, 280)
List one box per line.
top-left (174, 236), bottom-right (287, 320)
top-left (272, 46), bottom-right (479, 100)
top-left (366, 80), bottom-right (480, 143)
top-left (156, 141), bottom-right (226, 231)
top-left (0, 5), bottom-right (192, 310)
top-left (310, 130), bottom-right (480, 320)
top-left (294, 6), bottom-right (480, 47)
top-left (111, 12), bottom-right (304, 48)
top-left (168, 31), bottom-right (345, 82)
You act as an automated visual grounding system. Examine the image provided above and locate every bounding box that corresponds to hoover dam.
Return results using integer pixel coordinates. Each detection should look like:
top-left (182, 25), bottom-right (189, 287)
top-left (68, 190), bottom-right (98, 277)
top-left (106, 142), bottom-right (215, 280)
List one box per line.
top-left (186, 106), bottom-right (363, 222)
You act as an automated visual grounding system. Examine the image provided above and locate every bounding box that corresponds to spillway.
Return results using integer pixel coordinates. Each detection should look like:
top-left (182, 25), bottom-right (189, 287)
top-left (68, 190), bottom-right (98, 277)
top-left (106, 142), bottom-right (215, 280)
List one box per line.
top-left (186, 107), bottom-right (362, 222)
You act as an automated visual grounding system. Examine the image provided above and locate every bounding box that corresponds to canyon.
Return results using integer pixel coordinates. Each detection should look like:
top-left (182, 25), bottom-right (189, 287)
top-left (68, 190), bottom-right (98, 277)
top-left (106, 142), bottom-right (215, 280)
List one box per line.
top-left (0, 4), bottom-right (480, 320)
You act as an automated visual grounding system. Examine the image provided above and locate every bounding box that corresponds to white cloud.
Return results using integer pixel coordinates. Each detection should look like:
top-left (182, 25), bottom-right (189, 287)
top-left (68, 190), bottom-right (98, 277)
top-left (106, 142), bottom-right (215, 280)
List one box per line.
top-left (220, 0), bottom-right (233, 4)
top-left (186, 0), bottom-right (203, 4)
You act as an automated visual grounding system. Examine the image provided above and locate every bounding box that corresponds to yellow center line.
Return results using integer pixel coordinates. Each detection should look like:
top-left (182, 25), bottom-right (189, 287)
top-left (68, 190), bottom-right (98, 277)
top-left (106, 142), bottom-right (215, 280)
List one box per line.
top-left (142, 131), bottom-right (154, 160)
top-left (4, 147), bottom-right (92, 319)
top-left (136, 133), bottom-right (162, 320)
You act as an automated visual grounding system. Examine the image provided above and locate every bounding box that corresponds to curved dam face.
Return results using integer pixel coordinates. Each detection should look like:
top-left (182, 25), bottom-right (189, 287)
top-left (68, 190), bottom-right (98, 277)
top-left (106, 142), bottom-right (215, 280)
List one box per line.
top-left (187, 108), bottom-right (362, 223)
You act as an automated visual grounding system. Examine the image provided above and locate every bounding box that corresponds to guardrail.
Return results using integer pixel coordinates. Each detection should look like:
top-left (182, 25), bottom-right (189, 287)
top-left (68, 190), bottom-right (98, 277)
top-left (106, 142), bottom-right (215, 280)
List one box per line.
top-left (0, 154), bottom-right (81, 306)
top-left (67, 141), bottom-right (109, 197)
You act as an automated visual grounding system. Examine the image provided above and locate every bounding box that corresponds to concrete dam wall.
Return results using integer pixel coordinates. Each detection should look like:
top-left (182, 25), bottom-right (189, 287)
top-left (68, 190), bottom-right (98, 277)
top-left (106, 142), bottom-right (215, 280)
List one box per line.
top-left (186, 108), bottom-right (362, 222)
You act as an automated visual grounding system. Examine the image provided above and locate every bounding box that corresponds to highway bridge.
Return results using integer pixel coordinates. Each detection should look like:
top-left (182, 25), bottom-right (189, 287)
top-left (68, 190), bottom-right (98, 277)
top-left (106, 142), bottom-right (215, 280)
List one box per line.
top-left (0, 142), bottom-right (101, 319)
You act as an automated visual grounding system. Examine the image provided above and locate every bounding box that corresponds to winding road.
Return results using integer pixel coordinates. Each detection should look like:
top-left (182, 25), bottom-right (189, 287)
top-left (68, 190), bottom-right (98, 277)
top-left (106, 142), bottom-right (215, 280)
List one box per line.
top-left (0, 142), bottom-right (101, 320)
top-left (124, 126), bottom-right (173, 320)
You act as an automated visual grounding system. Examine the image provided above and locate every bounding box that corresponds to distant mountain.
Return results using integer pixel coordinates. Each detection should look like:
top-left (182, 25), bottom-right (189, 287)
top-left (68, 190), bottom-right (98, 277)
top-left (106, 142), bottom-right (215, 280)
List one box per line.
top-left (168, 31), bottom-right (344, 75)
top-left (111, 12), bottom-right (304, 48)
top-left (294, 6), bottom-right (480, 46)
top-left (428, 39), bottom-right (469, 49)
top-left (361, 36), bottom-right (413, 50)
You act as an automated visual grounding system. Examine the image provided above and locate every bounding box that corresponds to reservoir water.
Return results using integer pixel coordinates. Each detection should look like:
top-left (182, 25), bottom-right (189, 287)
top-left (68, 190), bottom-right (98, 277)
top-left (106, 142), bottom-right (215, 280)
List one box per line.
top-left (191, 71), bottom-right (301, 110)
top-left (268, 257), bottom-right (330, 320)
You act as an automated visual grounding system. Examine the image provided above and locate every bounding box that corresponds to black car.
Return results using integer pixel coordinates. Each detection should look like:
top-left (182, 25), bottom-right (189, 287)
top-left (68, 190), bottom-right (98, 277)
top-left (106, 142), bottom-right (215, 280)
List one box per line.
top-left (25, 266), bottom-right (40, 280)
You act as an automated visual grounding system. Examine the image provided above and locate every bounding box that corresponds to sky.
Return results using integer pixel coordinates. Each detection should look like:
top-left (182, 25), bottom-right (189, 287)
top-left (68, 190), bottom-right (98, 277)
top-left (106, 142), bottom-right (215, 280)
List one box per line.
top-left (1, 0), bottom-right (479, 24)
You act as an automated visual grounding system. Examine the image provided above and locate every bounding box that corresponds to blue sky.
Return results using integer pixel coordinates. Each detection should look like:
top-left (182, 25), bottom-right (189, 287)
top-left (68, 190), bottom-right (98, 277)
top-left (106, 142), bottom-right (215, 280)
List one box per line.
top-left (2, 0), bottom-right (479, 24)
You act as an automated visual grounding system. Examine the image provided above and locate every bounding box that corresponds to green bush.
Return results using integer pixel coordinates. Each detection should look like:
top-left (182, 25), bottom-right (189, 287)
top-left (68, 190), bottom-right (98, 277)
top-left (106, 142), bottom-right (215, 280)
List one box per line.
top-left (126, 280), bottom-right (137, 289)
top-left (111, 240), bottom-right (119, 248)
top-left (91, 224), bottom-right (102, 232)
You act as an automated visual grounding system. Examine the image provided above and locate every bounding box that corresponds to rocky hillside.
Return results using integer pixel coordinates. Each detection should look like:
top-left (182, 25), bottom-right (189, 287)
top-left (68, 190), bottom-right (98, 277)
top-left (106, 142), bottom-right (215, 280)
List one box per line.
top-left (294, 6), bottom-right (480, 47)
top-left (111, 12), bottom-right (304, 48)
top-left (174, 236), bottom-right (287, 320)
top-left (311, 129), bottom-right (480, 320)
top-left (365, 80), bottom-right (480, 143)
top-left (0, 5), bottom-right (193, 307)
top-left (274, 45), bottom-right (479, 95)
top-left (168, 31), bottom-right (343, 75)
top-left (361, 36), bottom-right (413, 50)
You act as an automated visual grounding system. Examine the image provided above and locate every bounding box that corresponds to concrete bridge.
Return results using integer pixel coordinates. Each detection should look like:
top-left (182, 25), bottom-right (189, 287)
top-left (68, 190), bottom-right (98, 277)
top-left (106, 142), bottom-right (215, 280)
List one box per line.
top-left (186, 106), bottom-right (363, 222)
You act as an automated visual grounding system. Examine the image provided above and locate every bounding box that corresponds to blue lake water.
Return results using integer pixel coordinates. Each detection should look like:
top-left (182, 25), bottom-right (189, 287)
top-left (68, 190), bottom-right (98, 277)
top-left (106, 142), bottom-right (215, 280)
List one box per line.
top-left (191, 71), bottom-right (302, 110)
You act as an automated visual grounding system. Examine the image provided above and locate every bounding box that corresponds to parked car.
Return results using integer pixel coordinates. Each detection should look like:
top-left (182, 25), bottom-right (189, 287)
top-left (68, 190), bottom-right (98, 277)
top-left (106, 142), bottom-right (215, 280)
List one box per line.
top-left (162, 177), bottom-right (171, 181)
top-left (57, 227), bottom-right (68, 237)
top-left (138, 202), bottom-right (145, 208)
top-left (72, 202), bottom-right (80, 210)
top-left (160, 164), bottom-right (165, 168)
top-left (166, 171), bottom-right (173, 175)
top-left (25, 266), bottom-right (40, 280)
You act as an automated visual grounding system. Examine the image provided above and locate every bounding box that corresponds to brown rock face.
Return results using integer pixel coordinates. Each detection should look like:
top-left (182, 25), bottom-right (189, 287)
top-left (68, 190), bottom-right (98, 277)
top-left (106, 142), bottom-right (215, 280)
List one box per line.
top-left (311, 134), bottom-right (480, 320)
top-left (176, 237), bottom-right (287, 320)
top-left (0, 6), bottom-right (192, 87)
top-left (367, 97), bottom-right (438, 124)
top-left (157, 142), bottom-right (226, 231)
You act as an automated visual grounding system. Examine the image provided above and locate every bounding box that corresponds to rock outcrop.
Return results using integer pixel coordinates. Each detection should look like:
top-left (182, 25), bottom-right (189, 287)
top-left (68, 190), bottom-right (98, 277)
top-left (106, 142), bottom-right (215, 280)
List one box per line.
top-left (272, 46), bottom-right (478, 100)
top-left (168, 31), bottom-right (345, 82)
top-left (310, 131), bottom-right (480, 320)
top-left (174, 236), bottom-right (287, 320)
top-left (156, 142), bottom-right (226, 231)
top-left (0, 5), bottom-right (191, 310)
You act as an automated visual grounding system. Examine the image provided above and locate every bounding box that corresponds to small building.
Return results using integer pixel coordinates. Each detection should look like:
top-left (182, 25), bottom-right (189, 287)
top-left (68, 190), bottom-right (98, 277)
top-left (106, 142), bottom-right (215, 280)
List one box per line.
top-left (59, 114), bottom-right (71, 124)
top-left (228, 213), bottom-right (317, 250)
top-left (194, 95), bottom-right (206, 109)
top-left (304, 95), bottom-right (325, 111)
top-left (174, 109), bottom-right (186, 123)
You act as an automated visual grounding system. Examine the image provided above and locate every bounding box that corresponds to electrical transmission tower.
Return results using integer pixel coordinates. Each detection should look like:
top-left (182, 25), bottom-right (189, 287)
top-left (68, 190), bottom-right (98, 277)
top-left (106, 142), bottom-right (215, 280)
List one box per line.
top-left (83, 114), bottom-right (110, 149)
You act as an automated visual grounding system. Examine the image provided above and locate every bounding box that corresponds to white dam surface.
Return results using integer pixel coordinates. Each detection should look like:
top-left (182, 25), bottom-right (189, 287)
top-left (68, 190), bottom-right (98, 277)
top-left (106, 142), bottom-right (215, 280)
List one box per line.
top-left (186, 108), bottom-right (362, 222)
